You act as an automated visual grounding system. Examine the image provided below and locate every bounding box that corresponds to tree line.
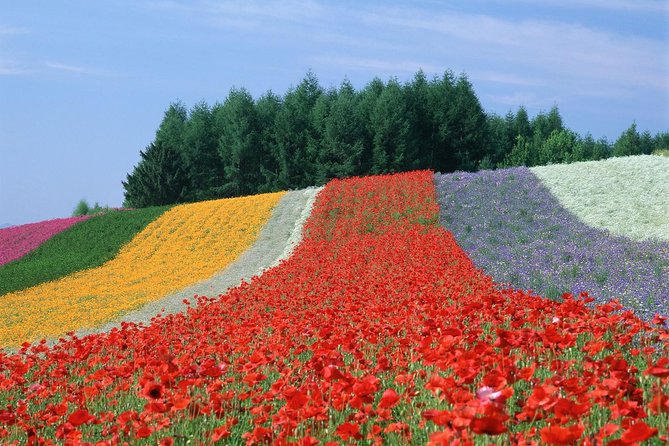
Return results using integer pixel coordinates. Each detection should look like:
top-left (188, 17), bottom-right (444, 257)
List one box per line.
top-left (123, 71), bottom-right (669, 207)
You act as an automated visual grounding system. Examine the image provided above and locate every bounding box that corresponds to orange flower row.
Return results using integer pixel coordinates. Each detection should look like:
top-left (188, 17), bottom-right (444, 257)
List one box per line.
top-left (0, 192), bottom-right (284, 346)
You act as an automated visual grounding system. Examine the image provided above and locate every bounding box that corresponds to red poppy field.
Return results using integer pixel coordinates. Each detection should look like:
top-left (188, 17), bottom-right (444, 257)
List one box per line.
top-left (0, 171), bottom-right (668, 445)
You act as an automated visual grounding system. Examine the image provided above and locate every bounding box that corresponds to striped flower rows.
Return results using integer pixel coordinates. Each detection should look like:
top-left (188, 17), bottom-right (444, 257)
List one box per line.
top-left (0, 216), bottom-right (90, 266)
top-left (0, 192), bottom-right (284, 347)
top-left (0, 171), bottom-right (666, 445)
top-left (434, 167), bottom-right (669, 322)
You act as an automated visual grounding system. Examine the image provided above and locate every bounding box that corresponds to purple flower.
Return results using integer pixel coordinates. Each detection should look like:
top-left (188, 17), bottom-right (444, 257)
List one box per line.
top-left (434, 168), bottom-right (669, 321)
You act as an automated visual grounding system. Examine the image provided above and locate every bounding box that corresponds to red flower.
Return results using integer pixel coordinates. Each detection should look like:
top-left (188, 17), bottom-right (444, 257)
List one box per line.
top-left (540, 424), bottom-right (584, 445)
top-left (67, 409), bottom-right (95, 427)
top-left (471, 415), bottom-right (507, 435)
top-left (644, 366), bottom-right (669, 378)
top-left (284, 387), bottom-right (309, 410)
top-left (620, 421), bottom-right (658, 444)
top-left (135, 426), bottom-right (152, 439)
top-left (336, 422), bottom-right (362, 441)
top-left (142, 382), bottom-right (165, 400)
top-left (378, 388), bottom-right (400, 409)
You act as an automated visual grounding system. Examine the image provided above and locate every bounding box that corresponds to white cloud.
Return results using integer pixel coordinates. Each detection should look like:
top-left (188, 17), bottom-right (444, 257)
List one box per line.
top-left (485, 91), bottom-right (548, 108)
top-left (510, 0), bottom-right (668, 12)
top-left (472, 72), bottom-right (546, 87)
top-left (45, 62), bottom-right (109, 76)
top-left (0, 27), bottom-right (30, 76)
top-left (361, 7), bottom-right (668, 94)
top-left (314, 56), bottom-right (442, 76)
top-left (144, 0), bottom-right (326, 29)
top-left (0, 59), bottom-right (29, 75)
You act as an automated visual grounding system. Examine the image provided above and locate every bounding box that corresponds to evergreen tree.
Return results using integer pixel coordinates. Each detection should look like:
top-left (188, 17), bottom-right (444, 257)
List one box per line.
top-left (72, 200), bottom-right (90, 217)
top-left (370, 78), bottom-right (411, 173)
top-left (503, 135), bottom-right (532, 167)
top-left (274, 71), bottom-right (322, 188)
top-left (181, 101), bottom-right (224, 201)
top-left (122, 141), bottom-right (188, 207)
top-left (255, 91), bottom-right (282, 192)
top-left (155, 101), bottom-right (188, 150)
top-left (404, 70), bottom-right (433, 169)
top-left (485, 114), bottom-right (511, 168)
top-left (539, 129), bottom-right (577, 165)
top-left (356, 77), bottom-right (385, 173)
top-left (653, 131), bottom-right (669, 153)
top-left (428, 71), bottom-right (457, 172)
top-left (314, 80), bottom-right (365, 183)
top-left (446, 74), bottom-right (489, 171)
top-left (514, 106), bottom-right (532, 140)
top-left (639, 130), bottom-right (653, 155)
top-left (613, 122), bottom-right (642, 157)
top-left (217, 88), bottom-right (261, 197)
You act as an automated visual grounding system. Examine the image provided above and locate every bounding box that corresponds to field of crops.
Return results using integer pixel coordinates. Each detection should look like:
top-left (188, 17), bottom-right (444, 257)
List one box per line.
top-left (0, 192), bottom-right (283, 347)
top-left (0, 215), bottom-right (91, 267)
top-left (0, 207), bottom-right (169, 296)
top-left (0, 159), bottom-right (667, 444)
top-left (435, 163), bottom-right (669, 322)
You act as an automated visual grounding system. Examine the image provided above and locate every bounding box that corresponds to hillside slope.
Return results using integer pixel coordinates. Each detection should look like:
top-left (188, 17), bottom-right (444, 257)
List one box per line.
top-left (0, 207), bottom-right (169, 295)
top-left (1, 171), bottom-right (666, 444)
top-left (531, 155), bottom-right (669, 241)
top-left (73, 187), bottom-right (321, 340)
top-left (0, 215), bottom-right (90, 267)
top-left (435, 157), bottom-right (669, 321)
top-left (0, 192), bottom-right (284, 346)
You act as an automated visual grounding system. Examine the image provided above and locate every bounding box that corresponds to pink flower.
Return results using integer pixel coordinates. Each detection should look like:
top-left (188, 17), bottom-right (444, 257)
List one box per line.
top-left (477, 386), bottom-right (502, 404)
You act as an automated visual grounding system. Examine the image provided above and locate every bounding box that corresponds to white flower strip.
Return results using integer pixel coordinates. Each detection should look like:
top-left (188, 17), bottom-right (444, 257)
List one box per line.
top-left (531, 155), bottom-right (669, 242)
top-left (45, 187), bottom-right (323, 346)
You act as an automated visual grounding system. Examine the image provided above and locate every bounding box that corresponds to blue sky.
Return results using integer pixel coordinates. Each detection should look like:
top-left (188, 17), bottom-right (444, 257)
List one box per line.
top-left (1, 0), bottom-right (667, 226)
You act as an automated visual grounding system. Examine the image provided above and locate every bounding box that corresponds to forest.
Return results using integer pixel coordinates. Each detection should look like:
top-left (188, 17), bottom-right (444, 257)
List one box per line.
top-left (122, 71), bottom-right (669, 207)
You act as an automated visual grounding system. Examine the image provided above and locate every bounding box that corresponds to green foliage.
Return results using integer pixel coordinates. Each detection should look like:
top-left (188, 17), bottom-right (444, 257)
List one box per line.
top-left (122, 70), bottom-right (666, 207)
top-left (72, 199), bottom-right (90, 216)
top-left (72, 200), bottom-right (111, 216)
top-left (0, 206), bottom-right (170, 296)
top-left (218, 87), bottom-right (262, 196)
top-left (123, 141), bottom-right (189, 207)
top-left (613, 122), bottom-right (642, 157)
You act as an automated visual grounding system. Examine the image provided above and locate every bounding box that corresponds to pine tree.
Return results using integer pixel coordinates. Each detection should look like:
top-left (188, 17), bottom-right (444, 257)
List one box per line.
top-left (217, 88), bottom-right (261, 197)
top-left (122, 141), bottom-right (188, 207)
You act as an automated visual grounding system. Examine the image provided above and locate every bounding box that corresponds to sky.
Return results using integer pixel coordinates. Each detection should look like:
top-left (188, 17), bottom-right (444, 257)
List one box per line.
top-left (1, 0), bottom-right (667, 226)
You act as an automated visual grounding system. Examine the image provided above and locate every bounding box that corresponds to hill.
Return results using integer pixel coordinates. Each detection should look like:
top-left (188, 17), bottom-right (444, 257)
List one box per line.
top-left (0, 208), bottom-right (171, 295)
top-left (0, 159), bottom-right (667, 444)
top-left (435, 155), bottom-right (669, 322)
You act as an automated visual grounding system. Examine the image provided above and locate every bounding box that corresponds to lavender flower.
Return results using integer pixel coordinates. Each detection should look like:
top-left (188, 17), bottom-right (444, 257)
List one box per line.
top-left (434, 168), bottom-right (669, 321)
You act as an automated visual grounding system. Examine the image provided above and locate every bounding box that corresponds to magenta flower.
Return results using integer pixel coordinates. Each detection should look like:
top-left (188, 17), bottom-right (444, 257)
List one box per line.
top-left (0, 216), bottom-right (90, 266)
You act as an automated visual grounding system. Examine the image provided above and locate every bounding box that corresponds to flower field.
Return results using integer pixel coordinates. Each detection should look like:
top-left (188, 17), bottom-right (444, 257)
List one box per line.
top-left (434, 168), bottom-right (669, 322)
top-left (0, 206), bottom-right (169, 296)
top-left (0, 192), bottom-right (283, 347)
top-left (0, 171), bottom-right (667, 444)
top-left (0, 216), bottom-right (90, 267)
top-left (531, 155), bottom-right (669, 242)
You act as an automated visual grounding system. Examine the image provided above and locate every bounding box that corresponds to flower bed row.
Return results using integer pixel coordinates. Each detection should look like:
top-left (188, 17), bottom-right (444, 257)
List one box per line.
top-left (0, 171), bottom-right (666, 444)
top-left (531, 155), bottom-right (669, 242)
top-left (0, 216), bottom-right (90, 267)
top-left (434, 168), bottom-right (669, 322)
top-left (0, 192), bottom-right (283, 347)
top-left (0, 207), bottom-right (169, 296)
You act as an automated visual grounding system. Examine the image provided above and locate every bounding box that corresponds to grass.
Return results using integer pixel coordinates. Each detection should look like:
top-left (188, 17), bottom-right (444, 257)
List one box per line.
top-left (0, 206), bottom-right (170, 296)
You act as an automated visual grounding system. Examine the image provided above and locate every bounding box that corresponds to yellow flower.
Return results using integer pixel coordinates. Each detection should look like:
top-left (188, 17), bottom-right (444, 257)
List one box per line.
top-left (0, 192), bottom-right (285, 347)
